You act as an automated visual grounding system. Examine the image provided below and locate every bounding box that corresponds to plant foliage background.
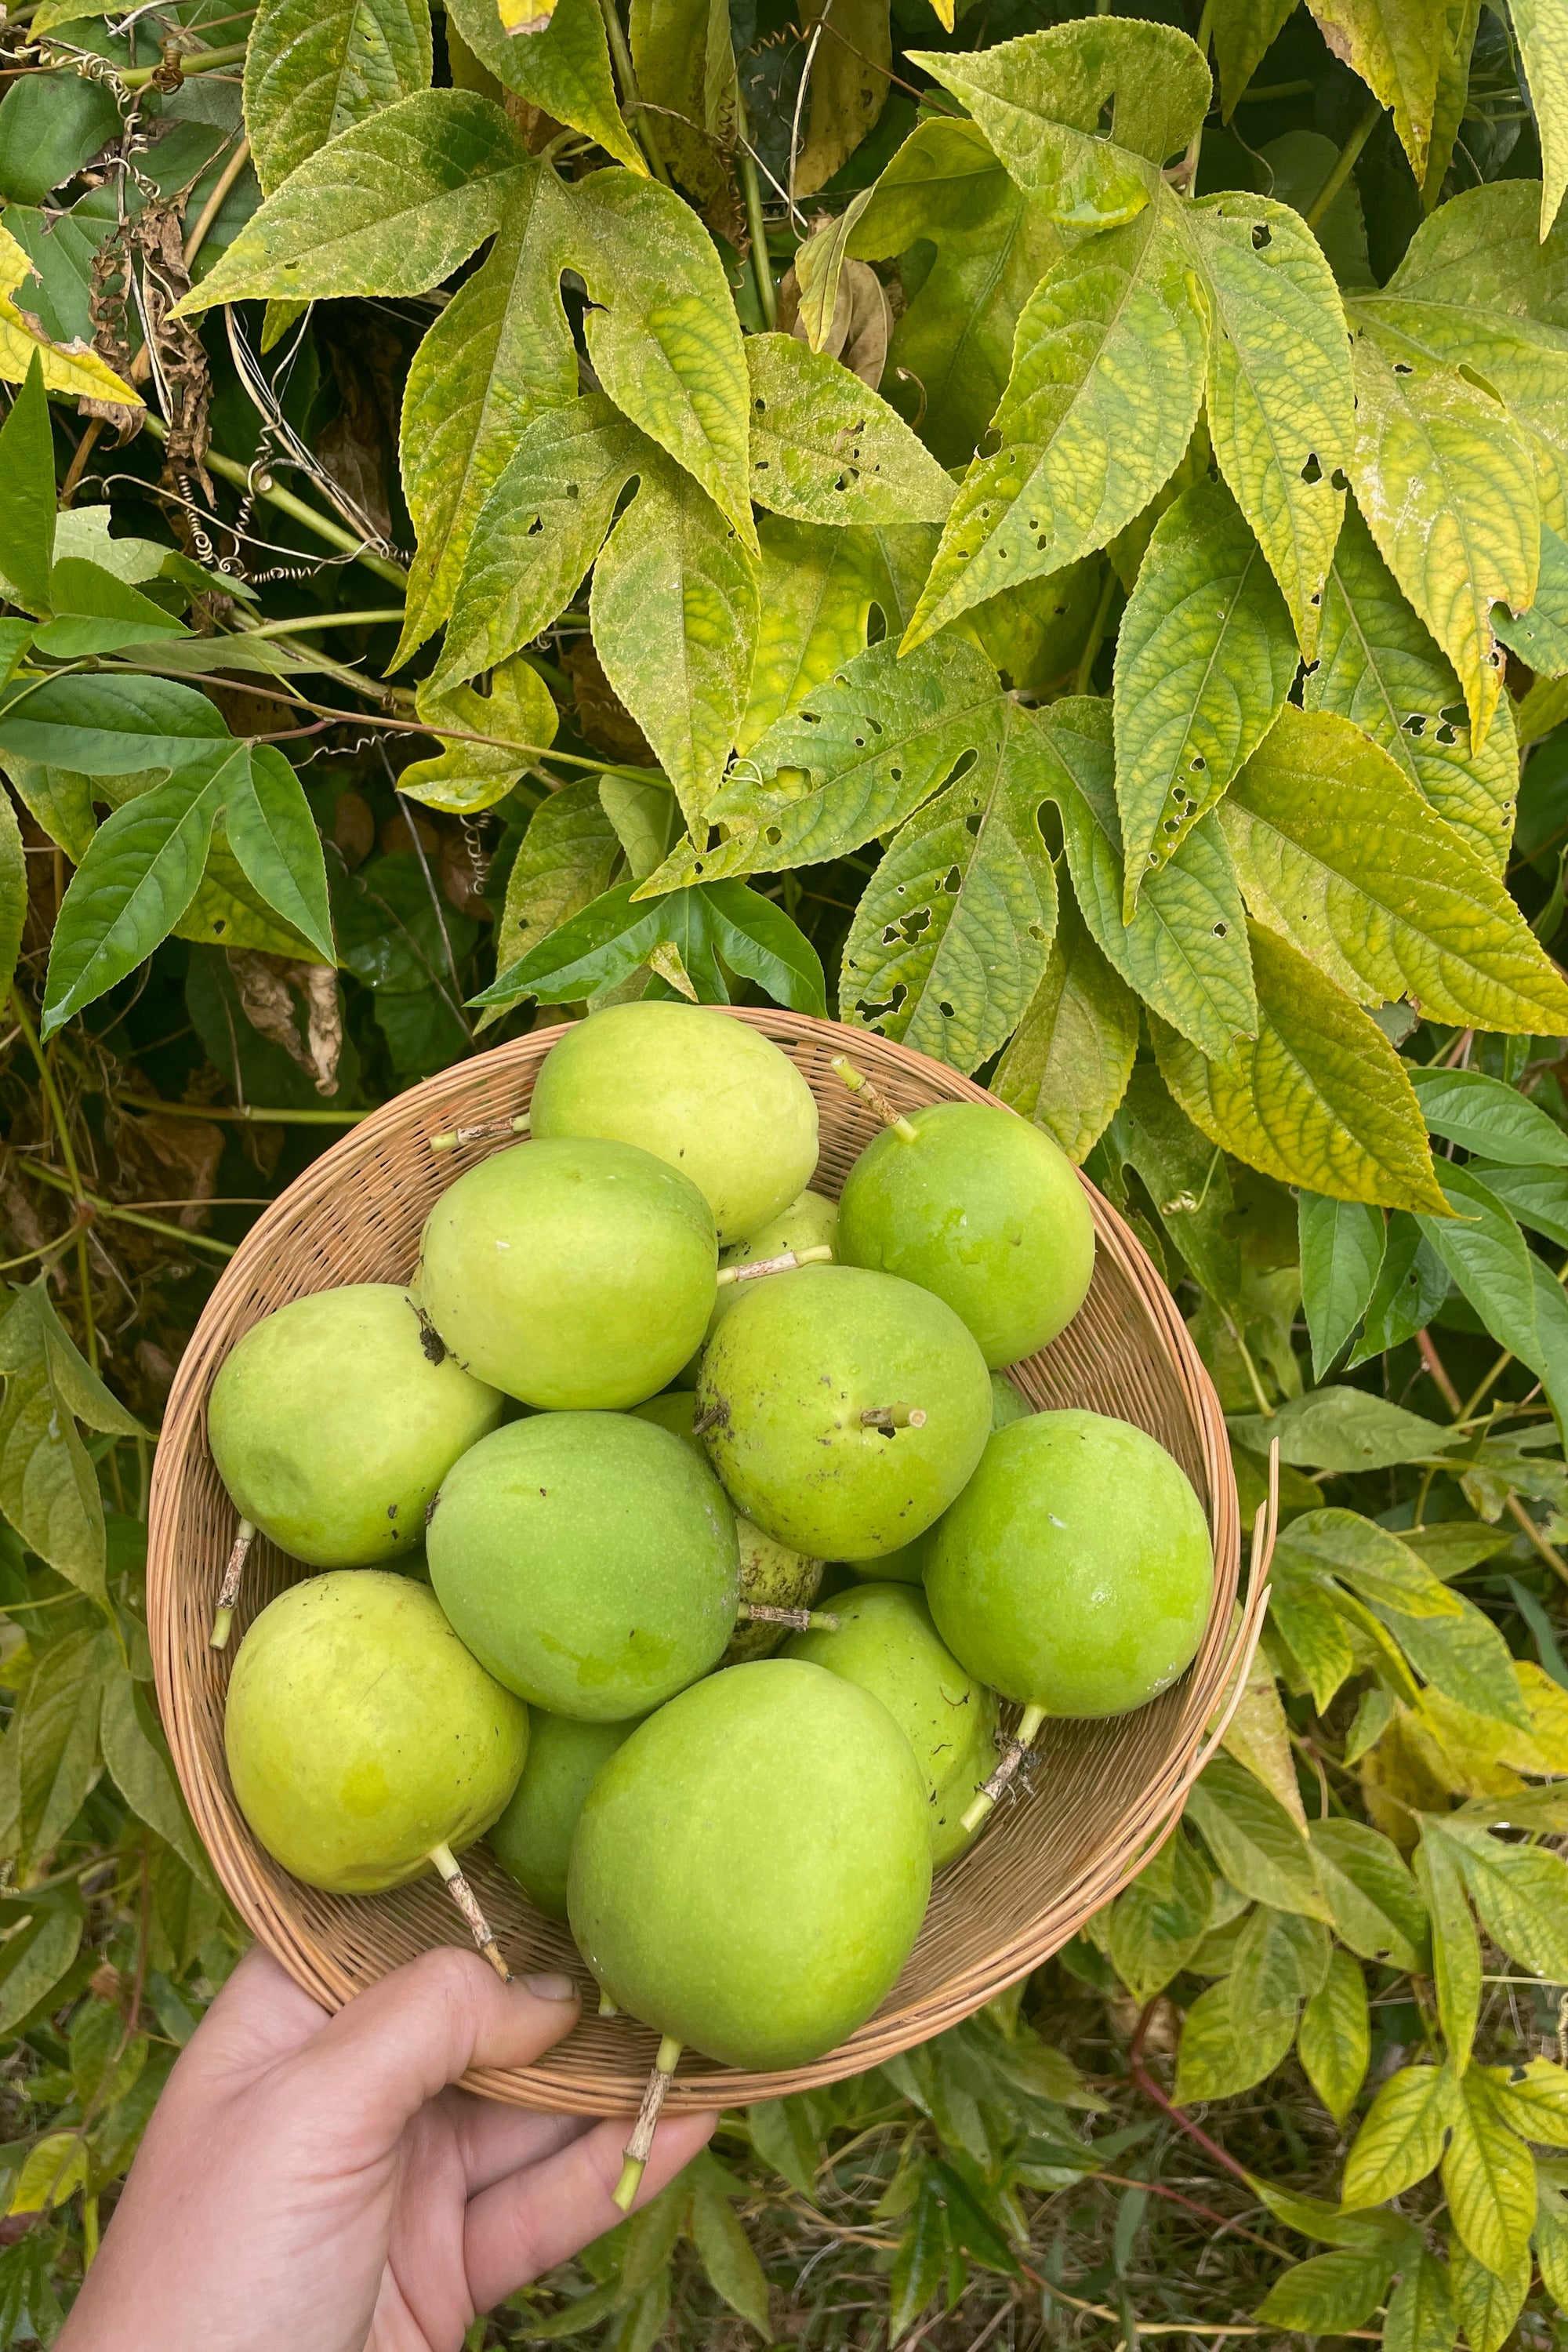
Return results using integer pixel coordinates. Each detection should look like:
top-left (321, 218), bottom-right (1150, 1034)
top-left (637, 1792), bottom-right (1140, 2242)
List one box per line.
top-left (0, 0), bottom-right (1566, 2338)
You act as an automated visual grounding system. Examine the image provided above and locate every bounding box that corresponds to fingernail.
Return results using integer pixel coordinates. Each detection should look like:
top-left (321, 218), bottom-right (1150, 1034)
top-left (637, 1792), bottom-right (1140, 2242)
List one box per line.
top-left (522, 1972), bottom-right (579, 2002)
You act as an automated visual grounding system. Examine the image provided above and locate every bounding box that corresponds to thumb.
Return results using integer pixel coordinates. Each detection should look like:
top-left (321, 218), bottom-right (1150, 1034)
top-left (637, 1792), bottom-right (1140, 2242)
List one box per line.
top-left (282, 1948), bottom-right (582, 2150)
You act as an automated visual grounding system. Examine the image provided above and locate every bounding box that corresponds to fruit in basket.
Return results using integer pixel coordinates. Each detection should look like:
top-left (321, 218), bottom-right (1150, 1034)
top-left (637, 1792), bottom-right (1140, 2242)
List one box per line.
top-left (989, 1374), bottom-right (1031, 1429)
top-left (207, 1283), bottom-right (503, 1571)
top-left (698, 1265), bottom-right (990, 1561)
top-left (630, 1393), bottom-right (825, 1658)
top-left (427, 1410), bottom-right (739, 1717)
top-left (225, 1571), bottom-right (528, 1894)
top-left (489, 1711), bottom-right (635, 1920)
top-left (843, 1376), bottom-right (1030, 1583)
top-left (837, 1101), bottom-right (1094, 1368)
top-left (416, 1137), bottom-right (715, 1407)
top-left (529, 1002), bottom-right (818, 1243)
top-left (783, 1584), bottom-right (1000, 1866)
top-left (928, 1410), bottom-right (1211, 1773)
top-left (568, 1657), bottom-right (931, 2069)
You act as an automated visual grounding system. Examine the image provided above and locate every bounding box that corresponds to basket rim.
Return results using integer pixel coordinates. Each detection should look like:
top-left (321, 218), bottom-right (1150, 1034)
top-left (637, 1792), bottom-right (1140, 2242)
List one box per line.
top-left (149, 1008), bottom-right (1252, 2114)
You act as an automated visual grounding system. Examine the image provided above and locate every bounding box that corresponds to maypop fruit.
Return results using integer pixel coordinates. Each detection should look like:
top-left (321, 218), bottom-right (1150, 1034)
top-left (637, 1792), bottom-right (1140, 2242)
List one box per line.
top-left (698, 1265), bottom-right (990, 1561)
top-left (568, 1658), bottom-right (931, 2068)
top-left (926, 1410), bottom-right (1214, 1718)
top-left (630, 1393), bottom-right (823, 1658)
top-left (428, 1411), bottom-right (739, 1718)
top-left (784, 1584), bottom-right (999, 1867)
top-left (489, 1711), bottom-right (634, 1921)
top-left (417, 1137), bottom-right (715, 1408)
top-left (529, 1002), bottom-right (818, 1243)
top-left (224, 1571), bottom-right (528, 1893)
top-left (838, 1102), bottom-right (1094, 1368)
top-left (208, 1283), bottom-right (502, 1567)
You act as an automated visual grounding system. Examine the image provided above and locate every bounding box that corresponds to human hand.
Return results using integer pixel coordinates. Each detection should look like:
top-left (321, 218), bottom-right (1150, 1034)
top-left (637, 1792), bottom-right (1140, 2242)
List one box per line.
top-left (59, 1944), bottom-right (716, 2352)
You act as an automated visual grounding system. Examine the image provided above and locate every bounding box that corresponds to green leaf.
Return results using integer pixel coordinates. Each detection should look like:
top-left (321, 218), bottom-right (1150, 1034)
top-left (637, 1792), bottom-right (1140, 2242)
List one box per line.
top-left (629, 0), bottom-right (733, 201)
top-left (1311, 0), bottom-right (1447, 179)
top-left (1494, 520), bottom-right (1568, 678)
top-left (702, 883), bottom-right (827, 1018)
top-left (443, 0), bottom-right (642, 174)
top-left (393, 155), bottom-right (578, 659)
top-left (1254, 2243), bottom-right (1396, 2333)
top-left (599, 777), bottom-right (678, 884)
top-left (927, 2160), bottom-right (1018, 2274)
top-left (1450, 2234), bottom-right (1530, 2352)
top-left (1460, 1162), bottom-right (1568, 1247)
top-left (1512, 0), bottom-right (1568, 237)
top-left (490, 780), bottom-right (621, 994)
top-left (0, 673), bottom-right (227, 782)
top-left (1306, 1818), bottom-right (1428, 1971)
top-left (1342, 2063), bottom-right (1457, 2206)
top-left (1304, 502), bottom-right (1517, 874)
top-left (1229, 1386), bottom-right (1455, 1472)
top-left (0, 74), bottom-right (121, 209)
top-left (689, 2183), bottom-right (770, 2337)
top-left (1413, 1823), bottom-right (1482, 2067)
top-left (1233, 1904), bottom-right (1331, 2013)
top-left (0, 353), bottom-right (53, 612)
top-left (1183, 193), bottom-right (1354, 659)
top-left (0, 1281), bottom-right (143, 1600)
top-left (1220, 706), bottom-right (1568, 1032)
top-left (1105, 1831), bottom-right (1214, 2003)
top-left (1153, 920), bottom-right (1447, 1213)
top-left (1298, 1193), bottom-right (1385, 1378)
top-left (1298, 1947), bottom-right (1370, 2125)
top-left (1174, 1972), bottom-right (1298, 2100)
top-left (1348, 1211), bottom-right (1450, 1365)
top-left (42, 750), bottom-right (235, 1037)
top-left (746, 2098), bottom-right (820, 2198)
top-left (993, 888), bottom-right (1138, 1163)
top-left (590, 463), bottom-right (759, 833)
top-left (1409, 1068), bottom-right (1568, 1166)
top-left (839, 700), bottom-right (1058, 1073)
top-left (1381, 2250), bottom-right (1456, 2352)
top-left (1278, 1510), bottom-right (1462, 1620)
top-left (638, 633), bottom-right (1007, 892)
top-left (737, 519), bottom-right (924, 753)
top-left (175, 91), bottom-right (521, 314)
top-left (34, 561), bottom-right (188, 660)
top-left (477, 879), bottom-right (687, 1008)
top-left (243, 0), bottom-right (432, 194)
top-left (887, 2172), bottom-right (947, 2346)
top-left (399, 657), bottom-right (560, 815)
top-left (745, 337), bottom-right (953, 529)
top-left (1537, 2177), bottom-right (1568, 2307)
top-left (223, 747), bottom-right (335, 967)
top-left (437, 396), bottom-right (648, 688)
top-left (902, 195), bottom-right (1207, 648)
top-left (1210, 0), bottom-right (1298, 116)
top-left (1102, 1065), bottom-right (1241, 1304)
top-left (1185, 1752), bottom-right (1329, 1918)
top-left (99, 1667), bottom-right (203, 1875)
top-left (1442, 2063), bottom-right (1536, 2276)
top-left (1416, 1166), bottom-right (1568, 1432)
top-left (1478, 2057), bottom-right (1568, 2147)
top-left (16, 1627), bottom-right (111, 1867)
top-left (0, 779), bottom-right (24, 1014)
top-left (1346, 307), bottom-right (1537, 750)
top-left (909, 20), bottom-right (1210, 230)
top-left (1112, 476), bottom-right (1298, 914)
top-left (1039, 697), bottom-right (1258, 1062)
top-left (1434, 1818), bottom-right (1568, 1982)
top-left (843, 117), bottom-right (1063, 471)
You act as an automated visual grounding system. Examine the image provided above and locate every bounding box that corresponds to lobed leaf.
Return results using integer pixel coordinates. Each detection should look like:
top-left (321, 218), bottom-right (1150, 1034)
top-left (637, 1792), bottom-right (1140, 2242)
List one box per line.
top-left (994, 890), bottom-right (1138, 1163)
top-left (242, 0), bottom-right (431, 195)
top-left (744, 337), bottom-right (955, 528)
top-left (400, 658), bottom-right (560, 817)
top-left (737, 519), bottom-right (933, 753)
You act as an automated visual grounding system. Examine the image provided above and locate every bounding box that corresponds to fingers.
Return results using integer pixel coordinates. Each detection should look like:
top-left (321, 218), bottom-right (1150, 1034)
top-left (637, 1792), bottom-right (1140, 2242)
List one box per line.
top-left (170, 1945), bottom-right (330, 2086)
top-left (282, 1950), bottom-right (583, 2150)
top-left (463, 2109), bottom-right (718, 2314)
top-left (446, 2092), bottom-right (591, 2196)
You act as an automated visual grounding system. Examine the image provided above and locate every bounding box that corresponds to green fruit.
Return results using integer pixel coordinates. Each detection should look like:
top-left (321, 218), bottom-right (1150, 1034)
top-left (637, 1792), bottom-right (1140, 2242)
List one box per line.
top-left (926, 1412), bottom-right (1214, 1718)
top-left (698, 1265), bottom-right (990, 1561)
top-left (418, 1138), bottom-right (716, 1407)
top-left (225, 1571), bottom-right (528, 1893)
top-left (530, 1003), bottom-right (819, 1243)
top-left (208, 1284), bottom-right (502, 1568)
top-left (841, 1537), bottom-right (927, 1584)
top-left (710, 1189), bottom-right (839, 1339)
top-left (568, 1659), bottom-right (931, 2068)
top-left (630, 1394), bottom-right (822, 1659)
top-left (838, 1103), bottom-right (1095, 1368)
top-left (428, 1411), bottom-right (738, 1717)
top-left (990, 1374), bottom-right (1031, 1429)
top-left (783, 1584), bottom-right (999, 1867)
top-left (489, 1711), bottom-right (634, 1920)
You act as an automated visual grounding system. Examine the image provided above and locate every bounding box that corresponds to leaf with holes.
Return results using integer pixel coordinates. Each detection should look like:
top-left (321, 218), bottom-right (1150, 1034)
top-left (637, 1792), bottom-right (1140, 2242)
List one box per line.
top-left (994, 888), bottom-right (1138, 1162)
top-left (242, 0), bottom-right (432, 194)
top-left (1112, 476), bottom-right (1297, 916)
top-left (902, 195), bottom-right (1207, 648)
top-left (744, 337), bottom-right (954, 528)
top-left (738, 520), bottom-right (929, 753)
top-left (839, 699), bottom-right (1058, 1073)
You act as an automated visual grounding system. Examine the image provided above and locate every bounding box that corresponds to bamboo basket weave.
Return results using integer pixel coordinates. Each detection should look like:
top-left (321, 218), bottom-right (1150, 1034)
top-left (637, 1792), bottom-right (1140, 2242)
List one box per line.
top-left (150, 1010), bottom-right (1261, 2116)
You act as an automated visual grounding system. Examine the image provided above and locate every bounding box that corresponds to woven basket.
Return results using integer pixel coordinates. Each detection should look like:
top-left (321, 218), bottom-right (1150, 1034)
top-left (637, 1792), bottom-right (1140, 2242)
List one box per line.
top-left (150, 1011), bottom-right (1261, 2116)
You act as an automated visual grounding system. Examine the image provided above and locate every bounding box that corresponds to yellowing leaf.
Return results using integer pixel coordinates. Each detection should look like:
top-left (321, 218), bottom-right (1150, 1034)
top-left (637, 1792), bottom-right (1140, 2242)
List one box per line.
top-left (993, 889), bottom-right (1138, 1162)
top-left (1479, 2056), bottom-right (1568, 2149)
top-left (1183, 192), bottom-right (1354, 657)
top-left (0, 226), bottom-right (137, 405)
top-left (744, 336), bottom-right (955, 527)
top-left (736, 518), bottom-right (926, 753)
top-left (1442, 2063), bottom-right (1536, 2275)
top-left (398, 656), bottom-right (558, 815)
top-left (1210, 0), bottom-right (1298, 114)
top-left (1346, 308), bottom-right (1537, 750)
top-left (1105, 1830), bottom-right (1214, 2004)
top-left (9, 2131), bottom-right (87, 2216)
top-left (445, 0), bottom-right (642, 172)
top-left (1174, 1975), bottom-right (1298, 2100)
top-left (1413, 1820), bottom-right (1481, 2065)
top-left (242, 0), bottom-right (433, 194)
top-left (1112, 476), bottom-right (1297, 915)
top-left (1310, 0), bottom-right (1447, 179)
top-left (1512, 0), bottom-right (1568, 237)
top-left (1341, 2062), bottom-right (1457, 2205)
top-left (1381, 2250), bottom-right (1455, 2352)
top-left (1221, 1613), bottom-right (1308, 1828)
top-left (794, 0), bottom-right (891, 198)
top-left (902, 195), bottom-right (1207, 649)
top-left (1298, 1947), bottom-right (1370, 2123)
top-left (630, 0), bottom-right (735, 201)
top-left (1450, 2237), bottom-right (1530, 2352)
top-left (1304, 502), bottom-right (1516, 873)
top-left (1153, 920), bottom-right (1448, 1213)
top-left (1218, 705), bottom-right (1568, 1033)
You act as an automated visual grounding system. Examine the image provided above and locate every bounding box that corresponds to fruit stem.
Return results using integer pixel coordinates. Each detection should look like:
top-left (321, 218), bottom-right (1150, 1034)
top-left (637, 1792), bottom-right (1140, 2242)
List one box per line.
top-left (209, 1519), bottom-right (256, 1650)
top-left (829, 1055), bottom-right (919, 1143)
top-left (429, 1113), bottom-right (531, 1152)
top-left (738, 1601), bottom-right (840, 1632)
top-left (691, 1404), bottom-right (724, 1438)
top-left (860, 1404), bottom-right (927, 1431)
top-left (599, 1987), bottom-right (621, 2018)
top-left (716, 1243), bottom-right (833, 1286)
top-left (429, 1842), bottom-right (510, 1981)
top-left (613, 2036), bottom-right (683, 2213)
top-left (961, 1703), bottom-right (1046, 1832)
